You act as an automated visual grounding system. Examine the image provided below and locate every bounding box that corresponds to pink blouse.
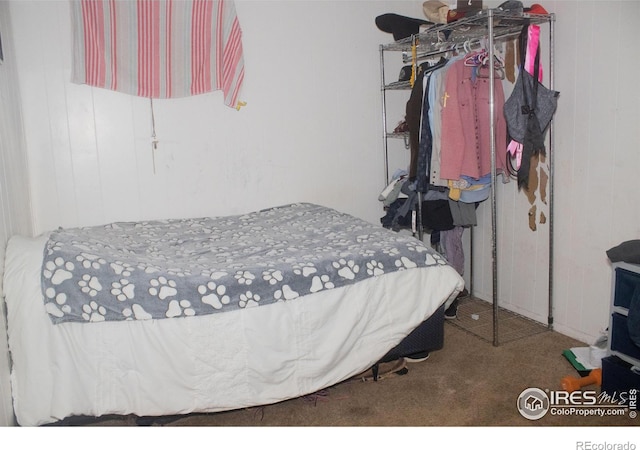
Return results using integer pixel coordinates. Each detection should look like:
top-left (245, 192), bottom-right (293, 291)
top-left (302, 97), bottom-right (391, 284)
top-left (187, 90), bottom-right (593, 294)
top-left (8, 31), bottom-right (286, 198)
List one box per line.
top-left (439, 57), bottom-right (507, 181)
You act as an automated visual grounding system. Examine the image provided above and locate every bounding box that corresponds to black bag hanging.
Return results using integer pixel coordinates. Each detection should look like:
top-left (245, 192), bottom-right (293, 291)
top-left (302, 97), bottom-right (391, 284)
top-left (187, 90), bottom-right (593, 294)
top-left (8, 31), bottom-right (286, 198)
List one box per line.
top-left (503, 21), bottom-right (560, 190)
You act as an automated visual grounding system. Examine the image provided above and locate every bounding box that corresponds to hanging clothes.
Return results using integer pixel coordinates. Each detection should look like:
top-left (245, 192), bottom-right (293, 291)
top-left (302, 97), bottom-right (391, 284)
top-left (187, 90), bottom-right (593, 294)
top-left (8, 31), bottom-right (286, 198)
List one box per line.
top-left (406, 59), bottom-right (448, 182)
top-left (428, 56), bottom-right (462, 188)
top-left (70, 0), bottom-right (245, 108)
top-left (504, 23), bottom-right (558, 191)
top-left (441, 226), bottom-right (465, 276)
top-left (416, 58), bottom-right (449, 193)
top-left (405, 65), bottom-right (427, 181)
top-left (439, 52), bottom-right (508, 181)
top-left (416, 73), bottom-right (433, 193)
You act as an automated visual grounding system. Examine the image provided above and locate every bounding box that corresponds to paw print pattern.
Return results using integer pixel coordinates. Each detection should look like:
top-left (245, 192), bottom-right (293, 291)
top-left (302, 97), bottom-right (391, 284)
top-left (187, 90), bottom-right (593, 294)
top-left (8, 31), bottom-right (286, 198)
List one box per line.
top-left (200, 270), bottom-right (228, 280)
top-left (137, 262), bottom-right (161, 274)
top-left (43, 257), bottom-right (75, 285)
top-left (426, 253), bottom-right (446, 266)
top-left (76, 252), bottom-right (107, 270)
top-left (82, 301), bottom-right (106, 322)
top-left (265, 247), bottom-right (285, 257)
top-left (44, 302), bottom-right (65, 319)
top-left (310, 275), bottom-right (335, 293)
top-left (198, 281), bottom-right (230, 309)
top-left (293, 262), bottom-right (317, 277)
top-left (366, 260), bottom-right (385, 276)
top-left (332, 259), bottom-right (360, 280)
top-left (235, 270), bottom-right (255, 285)
top-left (148, 277), bottom-right (177, 300)
top-left (382, 247), bottom-right (400, 257)
top-left (166, 299), bottom-right (196, 318)
top-left (41, 203), bottom-right (458, 323)
top-left (262, 269), bottom-right (284, 285)
top-left (111, 279), bottom-right (135, 301)
top-left (406, 242), bottom-right (428, 253)
top-left (360, 249), bottom-right (376, 258)
top-left (395, 256), bottom-right (418, 270)
top-left (231, 230), bottom-right (251, 240)
top-left (166, 268), bottom-right (191, 277)
top-left (239, 291), bottom-right (261, 308)
top-left (78, 274), bottom-right (102, 297)
top-left (110, 261), bottom-right (134, 277)
top-left (46, 241), bottom-right (63, 255)
top-left (274, 285), bottom-right (299, 301)
top-left (123, 303), bottom-right (152, 321)
top-left (44, 287), bottom-right (67, 306)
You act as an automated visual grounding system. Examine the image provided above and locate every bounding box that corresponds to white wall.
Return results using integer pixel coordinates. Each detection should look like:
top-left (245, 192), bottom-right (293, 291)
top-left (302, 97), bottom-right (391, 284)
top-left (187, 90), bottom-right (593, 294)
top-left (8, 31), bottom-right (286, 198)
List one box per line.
top-left (385, 0), bottom-right (640, 344)
top-left (474, 1), bottom-right (640, 344)
top-left (0, 1), bottom-right (34, 427)
top-left (550, 0), bottom-right (640, 341)
top-left (1, 0), bottom-right (640, 425)
top-left (10, 0), bottom-right (405, 232)
top-left (0, 0), bottom-right (413, 426)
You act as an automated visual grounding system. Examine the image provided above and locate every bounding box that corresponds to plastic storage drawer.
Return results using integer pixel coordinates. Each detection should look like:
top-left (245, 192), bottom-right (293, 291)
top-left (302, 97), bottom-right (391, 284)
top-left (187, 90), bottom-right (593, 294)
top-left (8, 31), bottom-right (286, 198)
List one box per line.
top-left (601, 355), bottom-right (640, 396)
top-left (611, 313), bottom-right (640, 362)
top-left (614, 267), bottom-right (640, 310)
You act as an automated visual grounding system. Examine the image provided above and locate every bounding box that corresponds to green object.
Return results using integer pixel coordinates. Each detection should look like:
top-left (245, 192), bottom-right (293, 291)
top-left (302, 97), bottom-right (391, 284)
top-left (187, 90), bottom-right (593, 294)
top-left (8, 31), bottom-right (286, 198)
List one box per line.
top-left (562, 349), bottom-right (590, 376)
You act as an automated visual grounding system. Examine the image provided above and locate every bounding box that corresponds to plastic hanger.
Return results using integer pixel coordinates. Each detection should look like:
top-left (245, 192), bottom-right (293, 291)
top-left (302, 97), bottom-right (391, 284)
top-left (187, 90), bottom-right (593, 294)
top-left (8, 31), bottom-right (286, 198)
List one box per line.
top-left (477, 64), bottom-right (506, 80)
top-left (464, 48), bottom-right (486, 66)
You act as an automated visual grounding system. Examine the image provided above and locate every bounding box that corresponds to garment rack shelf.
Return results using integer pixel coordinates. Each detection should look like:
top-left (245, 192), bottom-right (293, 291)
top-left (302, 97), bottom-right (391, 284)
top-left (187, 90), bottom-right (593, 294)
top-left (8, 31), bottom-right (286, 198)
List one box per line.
top-left (379, 8), bottom-right (556, 346)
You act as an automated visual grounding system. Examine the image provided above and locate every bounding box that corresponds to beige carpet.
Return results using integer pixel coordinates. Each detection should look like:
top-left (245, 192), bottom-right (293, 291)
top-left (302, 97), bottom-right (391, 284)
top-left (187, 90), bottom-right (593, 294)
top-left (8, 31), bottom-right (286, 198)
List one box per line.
top-left (448, 295), bottom-right (550, 345)
top-left (72, 318), bottom-right (636, 428)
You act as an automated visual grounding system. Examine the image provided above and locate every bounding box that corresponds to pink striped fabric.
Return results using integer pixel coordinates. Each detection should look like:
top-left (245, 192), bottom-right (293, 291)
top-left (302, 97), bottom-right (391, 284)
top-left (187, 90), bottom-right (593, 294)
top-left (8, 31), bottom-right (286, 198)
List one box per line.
top-left (71, 0), bottom-right (244, 108)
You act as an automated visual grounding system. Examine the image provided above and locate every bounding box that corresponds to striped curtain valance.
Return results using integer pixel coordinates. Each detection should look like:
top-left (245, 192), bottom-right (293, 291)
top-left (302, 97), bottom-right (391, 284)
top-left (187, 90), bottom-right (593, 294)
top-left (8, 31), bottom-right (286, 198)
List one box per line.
top-left (71, 0), bottom-right (244, 108)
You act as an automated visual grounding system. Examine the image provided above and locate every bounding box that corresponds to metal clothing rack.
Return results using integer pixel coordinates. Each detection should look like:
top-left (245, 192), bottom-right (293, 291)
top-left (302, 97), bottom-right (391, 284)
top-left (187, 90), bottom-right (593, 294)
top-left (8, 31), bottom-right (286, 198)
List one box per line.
top-left (379, 9), bottom-right (556, 346)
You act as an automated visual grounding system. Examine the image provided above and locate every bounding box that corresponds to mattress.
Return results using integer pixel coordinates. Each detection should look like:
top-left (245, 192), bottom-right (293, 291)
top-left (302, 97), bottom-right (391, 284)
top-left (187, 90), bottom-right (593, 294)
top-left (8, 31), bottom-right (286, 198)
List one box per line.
top-left (3, 204), bottom-right (464, 426)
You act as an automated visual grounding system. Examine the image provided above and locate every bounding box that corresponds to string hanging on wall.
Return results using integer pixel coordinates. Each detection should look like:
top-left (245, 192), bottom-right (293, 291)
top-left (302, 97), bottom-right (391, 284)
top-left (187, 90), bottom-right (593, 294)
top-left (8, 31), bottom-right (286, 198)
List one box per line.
top-left (150, 98), bottom-right (158, 175)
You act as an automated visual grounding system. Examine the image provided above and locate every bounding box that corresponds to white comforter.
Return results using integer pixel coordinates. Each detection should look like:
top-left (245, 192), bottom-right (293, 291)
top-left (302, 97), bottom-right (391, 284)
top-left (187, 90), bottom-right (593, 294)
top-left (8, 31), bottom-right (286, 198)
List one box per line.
top-left (4, 233), bottom-right (463, 426)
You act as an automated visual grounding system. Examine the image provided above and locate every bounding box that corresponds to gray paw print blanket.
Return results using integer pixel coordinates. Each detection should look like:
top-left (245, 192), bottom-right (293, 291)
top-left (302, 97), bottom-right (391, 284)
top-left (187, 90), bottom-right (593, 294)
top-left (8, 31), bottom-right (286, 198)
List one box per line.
top-left (42, 203), bottom-right (448, 324)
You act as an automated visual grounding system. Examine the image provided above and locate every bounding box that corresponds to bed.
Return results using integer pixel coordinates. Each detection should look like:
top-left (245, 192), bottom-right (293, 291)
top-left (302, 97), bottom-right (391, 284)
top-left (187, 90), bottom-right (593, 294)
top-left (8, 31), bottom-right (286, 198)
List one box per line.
top-left (3, 202), bottom-right (464, 426)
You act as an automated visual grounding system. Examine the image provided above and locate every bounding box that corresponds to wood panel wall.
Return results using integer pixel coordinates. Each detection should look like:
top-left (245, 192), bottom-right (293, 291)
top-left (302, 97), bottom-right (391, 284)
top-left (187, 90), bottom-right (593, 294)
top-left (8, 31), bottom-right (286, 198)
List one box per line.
top-left (0, 0), bottom-right (34, 427)
top-left (1, 1), bottom-right (639, 427)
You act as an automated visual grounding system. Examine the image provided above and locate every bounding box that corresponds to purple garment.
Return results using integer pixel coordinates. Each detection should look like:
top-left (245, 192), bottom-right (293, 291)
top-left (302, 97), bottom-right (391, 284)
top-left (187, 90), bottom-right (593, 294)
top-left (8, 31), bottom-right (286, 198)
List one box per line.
top-left (441, 226), bottom-right (464, 276)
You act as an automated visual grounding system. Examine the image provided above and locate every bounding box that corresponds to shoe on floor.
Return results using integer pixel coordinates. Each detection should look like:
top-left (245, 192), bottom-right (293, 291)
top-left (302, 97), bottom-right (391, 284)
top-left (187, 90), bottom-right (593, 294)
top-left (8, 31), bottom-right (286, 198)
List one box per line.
top-left (405, 351), bottom-right (430, 363)
top-left (445, 298), bottom-right (459, 320)
top-left (445, 288), bottom-right (470, 320)
top-left (352, 358), bottom-right (408, 382)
